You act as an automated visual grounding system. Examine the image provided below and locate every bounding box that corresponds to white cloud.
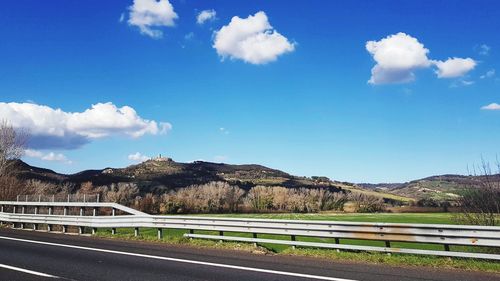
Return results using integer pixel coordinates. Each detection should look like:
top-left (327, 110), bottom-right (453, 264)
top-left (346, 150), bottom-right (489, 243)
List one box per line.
top-left (481, 103), bottom-right (500, 110)
top-left (461, 80), bottom-right (475, 86)
top-left (127, 0), bottom-right (178, 39)
top-left (197, 9), bottom-right (216, 25)
top-left (0, 102), bottom-right (171, 149)
top-left (366, 32), bottom-right (476, 84)
top-left (479, 44), bottom-right (490, 55)
top-left (25, 149), bottom-right (71, 164)
top-left (366, 33), bottom-right (431, 84)
top-left (480, 69), bottom-right (495, 79)
top-left (219, 127), bottom-right (229, 135)
top-left (432, 58), bottom-right (476, 78)
top-left (450, 79), bottom-right (475, 88)
top-left (128, 152), bottom-right (150, 162)
top-left (213, 11), bottom-right (295, 64)
top-left (213, 155), bottom-right (228, 162)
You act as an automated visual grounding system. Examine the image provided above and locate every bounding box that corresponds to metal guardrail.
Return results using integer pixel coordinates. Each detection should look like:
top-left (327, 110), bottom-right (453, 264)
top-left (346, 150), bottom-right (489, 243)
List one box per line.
top-left (16, 194), bottom-right (100, 203)
top-left (0, 200), bottom-right (499, 260)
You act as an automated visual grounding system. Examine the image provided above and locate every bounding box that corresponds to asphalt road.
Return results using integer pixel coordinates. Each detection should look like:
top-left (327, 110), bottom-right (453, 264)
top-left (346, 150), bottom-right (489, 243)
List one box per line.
top-left (0, 228), bottom-right (498, 281)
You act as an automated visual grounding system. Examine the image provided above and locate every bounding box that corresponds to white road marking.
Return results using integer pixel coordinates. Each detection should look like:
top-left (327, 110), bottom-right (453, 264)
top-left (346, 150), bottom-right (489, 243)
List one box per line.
top-left (0, 263), bottom-right (59, 278)
top-left (0, 235), bottom-right (357, 281)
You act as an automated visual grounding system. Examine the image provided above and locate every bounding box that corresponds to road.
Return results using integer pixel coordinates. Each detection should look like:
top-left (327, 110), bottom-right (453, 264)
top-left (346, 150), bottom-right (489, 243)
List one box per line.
top-left (0, 228), bottom-right (497, 281)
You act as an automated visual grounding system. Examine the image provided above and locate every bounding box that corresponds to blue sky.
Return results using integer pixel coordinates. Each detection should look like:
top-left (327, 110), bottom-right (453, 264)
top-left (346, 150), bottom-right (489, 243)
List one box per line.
top-left (0, 0), bottom-right (499, 183)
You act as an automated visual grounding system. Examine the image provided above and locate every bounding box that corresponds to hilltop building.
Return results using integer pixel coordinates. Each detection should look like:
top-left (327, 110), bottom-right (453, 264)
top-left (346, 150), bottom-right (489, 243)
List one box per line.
top-left (152, 154), bottom-right (171, 162)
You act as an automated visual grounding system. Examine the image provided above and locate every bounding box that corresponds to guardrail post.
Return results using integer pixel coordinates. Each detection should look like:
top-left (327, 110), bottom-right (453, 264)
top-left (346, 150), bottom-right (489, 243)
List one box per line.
top-left (93, 208), bottom-right (97, 216)
top-left (64, 207), bottom-right (68, 216)
top-left (92, 228), bottom-right (97, 235)
top-left (444, 244), bottom-right (450, 251)
top-left (111, 228), bottom-right (116, 235)
top-left (80, 207), bottom-right (84, 216)
top-left (83, 194), bottom-right (86, 203)
top-left (17, 195), bottom-right (19, 202)
top-left (52, 195), bottom-right (55, 202)
top-left (25, 195), bottom-right (28, 202)
top-left (291, 235), bottom-right (296, 249)
top-left (79, 226), bottom-right (84, 235)
top-left (21, 206), bottom-right (25, 214)
top-left (385, 241), bottom-right (391, 248)
top-left (334, 238), bottom-right (341, 252)
top-left (47, 224), bottom-right (52, 232)
top-left (252, 233), bottom-right (258, 247)
top-left (112, 208), bottom-right (116, 216)
top-left (34, 206), bottom-right (38, 215)
top-left (157, 228), bottom-right (163, 240)
top-left (97, 194), bottom-right (100, 203)
top-left (13, 206), bottom-right (16, 213)
top-left (38, 195), bottom-right (41, 202)
top-left (48, 207), bottom-right (53, 215)
top-left (1, 205), bottom-right (4, 212)
top-left (67, 194), bottom-right (70, 202)
top-left (134, 227), bottom-right (139, 237)
top-left (20, 222), bottom-right (24, 229)
top-left (62, 225), bottom-right (67, 233)
top-left (33, 224), bottom-right (37, 230)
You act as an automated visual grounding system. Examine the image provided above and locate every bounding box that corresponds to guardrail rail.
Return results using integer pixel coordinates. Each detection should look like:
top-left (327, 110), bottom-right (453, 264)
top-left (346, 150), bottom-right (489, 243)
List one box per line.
top-left (0, 200), bottom-right (499, 260)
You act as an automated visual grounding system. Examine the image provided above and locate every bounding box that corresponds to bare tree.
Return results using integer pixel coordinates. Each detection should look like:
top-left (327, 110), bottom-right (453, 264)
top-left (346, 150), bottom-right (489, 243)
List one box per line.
top-left (105, 183), bottom-right (139, 205)
top-left (0, 120), bottom-right (29, 200)
top-left (348, 192), bottom-right (385, 213)
top-left (0, 120), bottom-right (28, 176)
top-left (457, 159), bottom-right (500, 226)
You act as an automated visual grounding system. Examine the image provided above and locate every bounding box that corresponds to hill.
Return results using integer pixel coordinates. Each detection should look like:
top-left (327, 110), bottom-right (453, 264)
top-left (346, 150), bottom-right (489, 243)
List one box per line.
top-left (10, 158), bottom-right (411, 203)
top-left (358, 174), bottom-right (500, 202)
top-left (11, 158), bottom-right (339, 191)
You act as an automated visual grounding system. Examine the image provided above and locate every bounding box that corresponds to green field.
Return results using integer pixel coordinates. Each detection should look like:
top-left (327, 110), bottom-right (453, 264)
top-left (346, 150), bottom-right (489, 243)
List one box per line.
top-left (94, 212), bottom-right (500, 273)
top-left (198, 212), bottom-right (456, 224)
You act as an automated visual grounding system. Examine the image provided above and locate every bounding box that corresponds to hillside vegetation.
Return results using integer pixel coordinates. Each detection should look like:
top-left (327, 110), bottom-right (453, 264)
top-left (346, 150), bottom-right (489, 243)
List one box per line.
top-left (12, 156), bottom-right (500, 214)
top-left (5, 157), bottom-right (420, 214)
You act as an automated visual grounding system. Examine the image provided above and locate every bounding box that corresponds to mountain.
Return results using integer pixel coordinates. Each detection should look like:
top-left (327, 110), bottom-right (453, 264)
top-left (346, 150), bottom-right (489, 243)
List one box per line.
top-left (11, 157), bottom-right (348, 194)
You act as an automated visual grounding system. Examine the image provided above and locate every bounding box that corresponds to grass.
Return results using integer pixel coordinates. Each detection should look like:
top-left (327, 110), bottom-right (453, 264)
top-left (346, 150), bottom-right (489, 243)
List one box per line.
top-left (92, 212), bottom-right (500, 273)
top-left (339, 185), bottom-right (415, 203)
top-left (199, 212), bottom-right (457, 224)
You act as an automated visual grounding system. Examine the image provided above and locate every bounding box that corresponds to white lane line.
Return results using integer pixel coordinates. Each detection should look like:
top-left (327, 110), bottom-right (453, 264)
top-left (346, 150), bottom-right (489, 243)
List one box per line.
top-left (0, 263), bottom-right (59, 278)
top-left (0, 235), bottom-right (357, 281)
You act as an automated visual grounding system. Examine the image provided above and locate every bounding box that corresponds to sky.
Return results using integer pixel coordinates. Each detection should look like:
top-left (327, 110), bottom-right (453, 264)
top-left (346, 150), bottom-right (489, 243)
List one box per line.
top-left (0, 0), bottom-right (499, 183)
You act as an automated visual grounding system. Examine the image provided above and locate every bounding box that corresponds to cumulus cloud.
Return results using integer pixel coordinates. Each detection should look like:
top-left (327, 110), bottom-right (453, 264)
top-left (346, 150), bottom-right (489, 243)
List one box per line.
top-left (197, 9), bottom-right (216, 24)
top-left (25, 149), bottom-right (71, 164)
top-left (128, 152), bottom-right (150, 162)
top-left (481, 103), bottom-right (500, 110)
top-left (213, 11), bottom-right (295, 64)
top-left (366, 33), bottom-right (431, 84)
top-left (366, 32), bottom-right (476, 84)
top-left (0, 102), bottom-right (171, 149)
top-left (127, 0), bottom-right (178, 38)
top-left (432, 58), bottom-right (476, 78)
